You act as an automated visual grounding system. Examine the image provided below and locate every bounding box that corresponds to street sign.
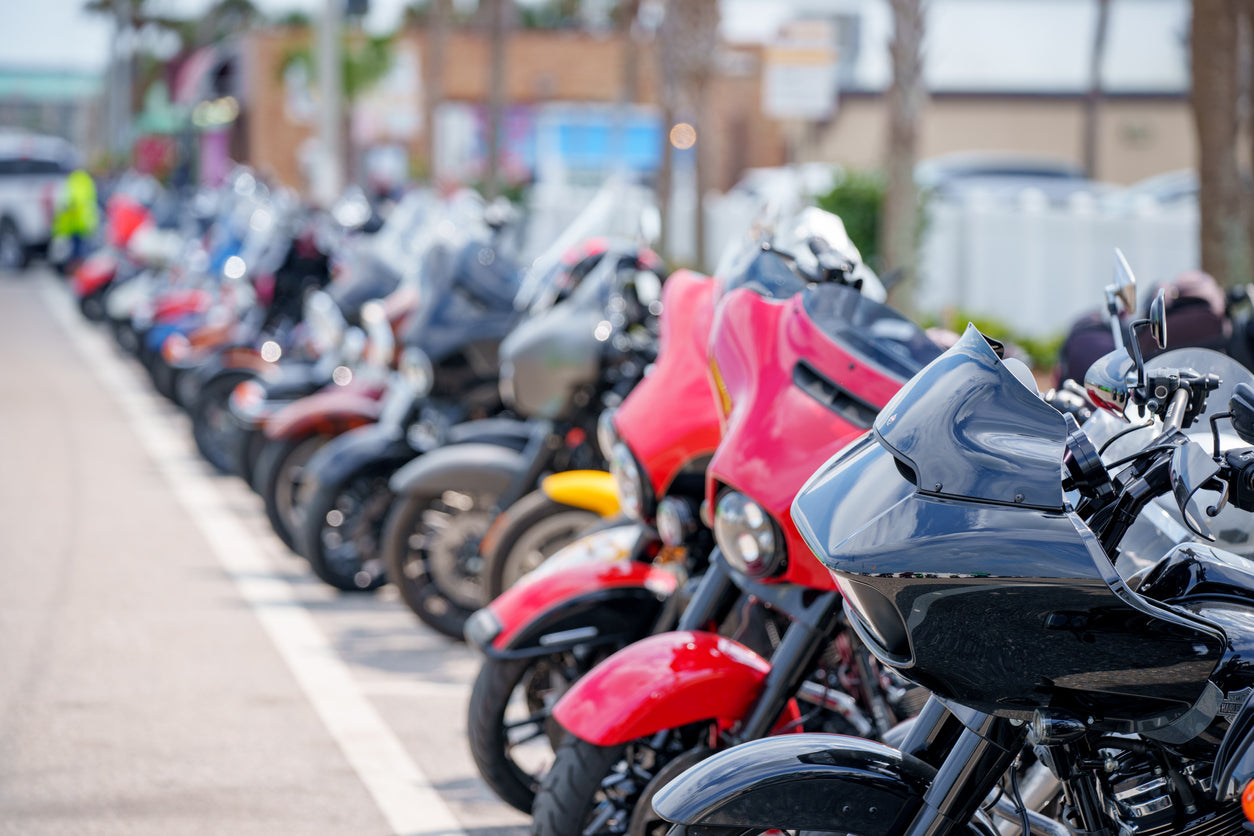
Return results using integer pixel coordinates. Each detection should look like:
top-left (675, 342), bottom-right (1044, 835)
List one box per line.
top-left (762, 19), bottom-right (839, 121)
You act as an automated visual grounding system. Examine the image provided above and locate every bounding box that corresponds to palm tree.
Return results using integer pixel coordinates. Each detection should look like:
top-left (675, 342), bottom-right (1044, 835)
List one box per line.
top-left (880, 0), bottom-right (926, 307)
top-left (1190, 0), bottom-right (1249, 286)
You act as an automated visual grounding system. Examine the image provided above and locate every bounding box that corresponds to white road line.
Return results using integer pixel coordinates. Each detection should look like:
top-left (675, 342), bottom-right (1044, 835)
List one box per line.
top-left (41, 276), bottom-right (467, 836)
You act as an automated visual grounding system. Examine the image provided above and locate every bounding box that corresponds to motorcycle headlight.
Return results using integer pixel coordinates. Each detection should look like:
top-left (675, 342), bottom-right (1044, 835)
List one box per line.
top-left (399, 347), bottom-right (434, 397)
top-left (610, 441), bottom-right (653, 522)
top-left (597, 408), bottom-right (619, 461)
top-left (713, 490), bottom-right (783, 578)
top-left (657, 497), bottom-right (699, 547)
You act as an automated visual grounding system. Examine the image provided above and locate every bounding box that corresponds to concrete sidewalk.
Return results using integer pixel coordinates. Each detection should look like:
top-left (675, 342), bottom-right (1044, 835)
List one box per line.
top-left (0, 271), bottom-right (528, 836)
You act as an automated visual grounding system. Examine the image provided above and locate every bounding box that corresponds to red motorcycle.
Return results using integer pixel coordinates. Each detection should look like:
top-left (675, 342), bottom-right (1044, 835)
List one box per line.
top-left (531, 210), bottom-right (943, 836)
top-left (462, 268), bottom-right (723, 812)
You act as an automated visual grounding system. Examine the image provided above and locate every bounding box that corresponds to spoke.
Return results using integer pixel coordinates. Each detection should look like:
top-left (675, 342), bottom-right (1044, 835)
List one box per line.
top-left (503, 708), bottom-right (549, 731)
top-left (505, 723), bottom-right (547, 747)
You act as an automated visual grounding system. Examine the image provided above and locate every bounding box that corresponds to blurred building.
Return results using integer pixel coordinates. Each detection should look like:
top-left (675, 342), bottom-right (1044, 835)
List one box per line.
top-left (0, 68), bottom-right (103, 159)
top-left (243, 25), bottom-right (787, 193)
top-left (730, 0), bottom-right (1191, 184)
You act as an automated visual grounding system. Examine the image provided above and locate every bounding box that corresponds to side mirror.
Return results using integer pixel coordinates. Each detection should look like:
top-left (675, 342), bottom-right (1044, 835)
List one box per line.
top-left (1084, 349), bottom-right (1135, 420)
top-left (1148, 289), bottom-right (1168, 349)
top-left (1113, 248), bottom-right (1137, 314)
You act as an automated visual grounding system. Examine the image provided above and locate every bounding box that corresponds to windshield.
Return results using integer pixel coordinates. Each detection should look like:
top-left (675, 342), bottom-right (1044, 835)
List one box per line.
top-left (874, 324), bottom-right (1068, 510)
top-left (515, 178), bottom-right (656, 313)
top-left (802, 283), bottom-right (942, 381)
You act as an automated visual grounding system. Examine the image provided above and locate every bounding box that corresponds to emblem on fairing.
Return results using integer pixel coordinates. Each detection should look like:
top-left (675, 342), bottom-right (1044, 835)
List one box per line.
top-left (1219, 687), bottom-right (1253, 720)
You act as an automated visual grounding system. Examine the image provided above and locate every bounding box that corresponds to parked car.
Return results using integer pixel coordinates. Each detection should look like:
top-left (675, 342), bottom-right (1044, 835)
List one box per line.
top-left (0, 131), bottom-right (77, 270)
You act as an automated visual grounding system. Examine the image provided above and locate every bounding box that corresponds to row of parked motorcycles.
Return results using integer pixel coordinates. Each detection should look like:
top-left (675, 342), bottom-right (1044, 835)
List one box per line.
top-left (70, 166), bottom-right (1254, 836)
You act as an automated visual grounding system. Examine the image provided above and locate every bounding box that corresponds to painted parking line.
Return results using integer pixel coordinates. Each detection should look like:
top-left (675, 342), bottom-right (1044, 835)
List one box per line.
top-left (41, 275), bottom-right (467, 836)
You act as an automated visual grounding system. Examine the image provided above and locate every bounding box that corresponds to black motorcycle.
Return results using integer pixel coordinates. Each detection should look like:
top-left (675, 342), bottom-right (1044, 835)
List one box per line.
top-left (654, 275), bottom-right (1254, 836)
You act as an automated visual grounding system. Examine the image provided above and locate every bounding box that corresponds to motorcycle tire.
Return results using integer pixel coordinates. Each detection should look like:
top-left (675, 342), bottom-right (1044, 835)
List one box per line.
top-left (381, 488), bottom-right (498, 639)
top-left (469, 649), bottom-right (614, 813)
top-left (483, 492), bottom-right (602, 600)
top-left (78, 289), bottom-right (106, 321)
top-left (190, 372), bottom-right (252, 475)
top-left (298, 462), bottom-right (393, 592)
top-left (256, 434), bottom-right (331, 553)
top-left (231, 426), bottom-right (267, 489)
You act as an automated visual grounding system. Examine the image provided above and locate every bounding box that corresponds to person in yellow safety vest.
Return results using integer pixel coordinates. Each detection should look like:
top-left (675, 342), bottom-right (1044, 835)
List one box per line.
top-left (53, 169), bottom-right (99, 264)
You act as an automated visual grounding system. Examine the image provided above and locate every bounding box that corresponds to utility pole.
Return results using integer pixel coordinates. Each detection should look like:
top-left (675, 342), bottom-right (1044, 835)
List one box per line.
top-left (316, 0), bottom-right (344, 206)
top-left (111, 0), bottom-right (133, 161)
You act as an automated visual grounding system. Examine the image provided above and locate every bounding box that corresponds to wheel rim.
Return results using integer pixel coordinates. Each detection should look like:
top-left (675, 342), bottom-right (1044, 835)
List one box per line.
top-left (398, 491), bottom-right (494, 612)
top-left (500, 654), bottom-right (578, 786)
top-left (581, 738), bottom-right (690, 836)
top-left (499, 510), bottom-right (600, 591)
top-left (274, 436), bottom-right (326, 537)
top-left (318, 474), bottom-right (392, 588)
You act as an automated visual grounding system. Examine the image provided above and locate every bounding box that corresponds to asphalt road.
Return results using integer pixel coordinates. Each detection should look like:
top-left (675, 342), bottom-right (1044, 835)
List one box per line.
top-left (0, 268), bottom-right (531, 836)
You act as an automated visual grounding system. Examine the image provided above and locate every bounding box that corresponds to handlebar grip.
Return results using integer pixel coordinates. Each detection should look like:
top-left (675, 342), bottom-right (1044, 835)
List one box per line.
top-left (1225, 448), bottom-right (1254, 512)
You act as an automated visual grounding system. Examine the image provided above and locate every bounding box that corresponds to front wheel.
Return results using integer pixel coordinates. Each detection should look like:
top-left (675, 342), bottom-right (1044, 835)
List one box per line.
top-left (190, 372), bottom-right (251, 474)
top-left (381, 489), bottom-right (498, 639)
top-left (532, 735), bottom-right (709, 836)
top-left (256, 434), bottom-right (331, 553)
top-left (469, 649), bottom-right (612, 813)
top-left (298, 463), bottom-right (394, 592)
top-left (483, 491), bottom-right (602, 600)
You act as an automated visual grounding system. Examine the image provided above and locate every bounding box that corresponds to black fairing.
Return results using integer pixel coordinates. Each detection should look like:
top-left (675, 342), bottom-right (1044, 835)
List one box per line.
top-left (652, 733), bottom-right (935, 832)
top-left (792, 326), bottom-right (1231, 730)
top-left (874, 324), bottom-right (1066, 510)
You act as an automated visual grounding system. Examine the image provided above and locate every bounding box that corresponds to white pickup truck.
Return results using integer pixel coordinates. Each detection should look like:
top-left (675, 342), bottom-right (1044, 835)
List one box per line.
top-left (0, 132), bottom-right (77, 270)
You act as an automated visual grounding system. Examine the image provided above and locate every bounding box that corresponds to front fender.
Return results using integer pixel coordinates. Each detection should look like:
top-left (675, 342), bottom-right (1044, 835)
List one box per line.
top-left (446, 417), bottom-right (538, 450)
top-left (264, 385), bottom-right (384, 442)
top-left (552, 631), bottom-right (770, 746)
top-left (300, 421), bottom-right (418, 497)
top-left (471, 559), bottom-right (677, 656)
top-left (541, 470), bottom-right (619, 517)
top-left (652, 733), bottom-right (936, 833)
top-left (388, 441), bottom-right (528, 497)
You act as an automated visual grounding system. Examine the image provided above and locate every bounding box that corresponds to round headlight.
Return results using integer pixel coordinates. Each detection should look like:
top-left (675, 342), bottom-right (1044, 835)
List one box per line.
top-left (597, 408), bottom-right (618, 461)
top-left (610, 441), bottom-right (653, 522)
top-left (713, 491), bottom-right (782, 578)
top-left (657, 497), bottom-right (699, 547)
top-left (399, 347), bottom-right (434, 397)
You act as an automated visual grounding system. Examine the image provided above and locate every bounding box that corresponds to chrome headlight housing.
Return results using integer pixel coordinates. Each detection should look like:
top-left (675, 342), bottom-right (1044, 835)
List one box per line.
top-left (713, 490), bottom-right (783, 578)
top-left (399, 346), bottom-right (434, 397)
top-left (597, 408), bottom-right (619, 461)
top-left (610, 441), bottom-right (653, 522)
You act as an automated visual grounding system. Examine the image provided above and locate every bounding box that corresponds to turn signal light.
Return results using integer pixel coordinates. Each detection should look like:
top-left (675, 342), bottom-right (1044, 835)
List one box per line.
top-left (1242, 778), bottom-right (1254, 822)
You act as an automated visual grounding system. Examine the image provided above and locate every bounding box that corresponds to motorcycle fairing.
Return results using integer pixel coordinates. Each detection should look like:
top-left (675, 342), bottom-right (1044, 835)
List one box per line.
top-left (539, 470), bottom-right (620, 517)
top-left (651, 733), bottom-right (938, 834)
top-left (614, 269), bottom-right (722, 499)
top-left (873, 323), bottom-right (1067, 511)
top-left (793, 326), bottom-right (1231, 728)
top-left (552, 630), bottom-right (771, 746)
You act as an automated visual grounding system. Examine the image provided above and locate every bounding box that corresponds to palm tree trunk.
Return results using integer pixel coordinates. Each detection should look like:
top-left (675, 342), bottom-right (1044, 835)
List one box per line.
top-left (1083, 0), bottom-right (1110, 178)
top-left (881, 0), bottom-right (926, 308)
top-left (1192, 0), bottom-right (1247, 286)
top-left (423, 0), bottom-right (449, 180)
top-left (485, 0), bottom-right (509, 199)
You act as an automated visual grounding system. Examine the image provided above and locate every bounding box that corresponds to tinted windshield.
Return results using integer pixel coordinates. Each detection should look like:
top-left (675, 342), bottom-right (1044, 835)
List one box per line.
top-left (802, 283), bottom-right (941, 380)
top-left (874, 324), bottom-right (1068, 510)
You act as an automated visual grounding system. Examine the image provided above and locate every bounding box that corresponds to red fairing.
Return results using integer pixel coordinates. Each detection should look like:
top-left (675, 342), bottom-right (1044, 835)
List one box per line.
top-left (263, 381), bottom-right (387, 441)
top-left (552, 631), bottom-right (770, 746)
top-left (105, 195), bottom-right (152, 249)
top-left (706, 288), bottom-right (905, 590)
top-left (614, 270), bottom-right (722, 497)
top-left (488, 559), bottom-right (679, 651)
top-left (72, 251), bottom-right (119, 298)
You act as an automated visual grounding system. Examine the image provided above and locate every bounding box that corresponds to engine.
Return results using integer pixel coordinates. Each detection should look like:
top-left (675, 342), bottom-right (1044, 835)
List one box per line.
top-left (1094, 748), bottom-right (1245, 836)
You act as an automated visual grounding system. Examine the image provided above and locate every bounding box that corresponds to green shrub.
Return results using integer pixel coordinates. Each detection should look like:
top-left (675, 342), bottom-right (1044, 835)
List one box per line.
top-left (815, 169), bottom-right (885, 268)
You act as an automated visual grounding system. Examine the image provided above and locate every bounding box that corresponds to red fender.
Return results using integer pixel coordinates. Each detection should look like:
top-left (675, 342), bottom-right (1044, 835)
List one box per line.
top-left (263, 382), bottom-right (386, 441)
top-left (219, 346), bottom-right (274, 376)
top-left (153, 289), bottom-right (210, 322)
top-left (73, 251), bottom-right (118, 298)
top-left (487, 559), bottom-right (679, 651)
top-left (552, 630), bottom-right (771, 746)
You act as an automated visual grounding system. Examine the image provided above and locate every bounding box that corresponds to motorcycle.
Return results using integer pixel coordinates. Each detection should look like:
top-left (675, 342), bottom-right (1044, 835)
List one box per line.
top-left (654, 266), bottom-right (1254, 836)
top-left (462, 266), bottom-right (724, 812)
top-left (529, 208), bottom-right (942, 836)
top-left (379, 237), bottom-right (664, 639)
top-left (289, 208), bottom-right (525, 590)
